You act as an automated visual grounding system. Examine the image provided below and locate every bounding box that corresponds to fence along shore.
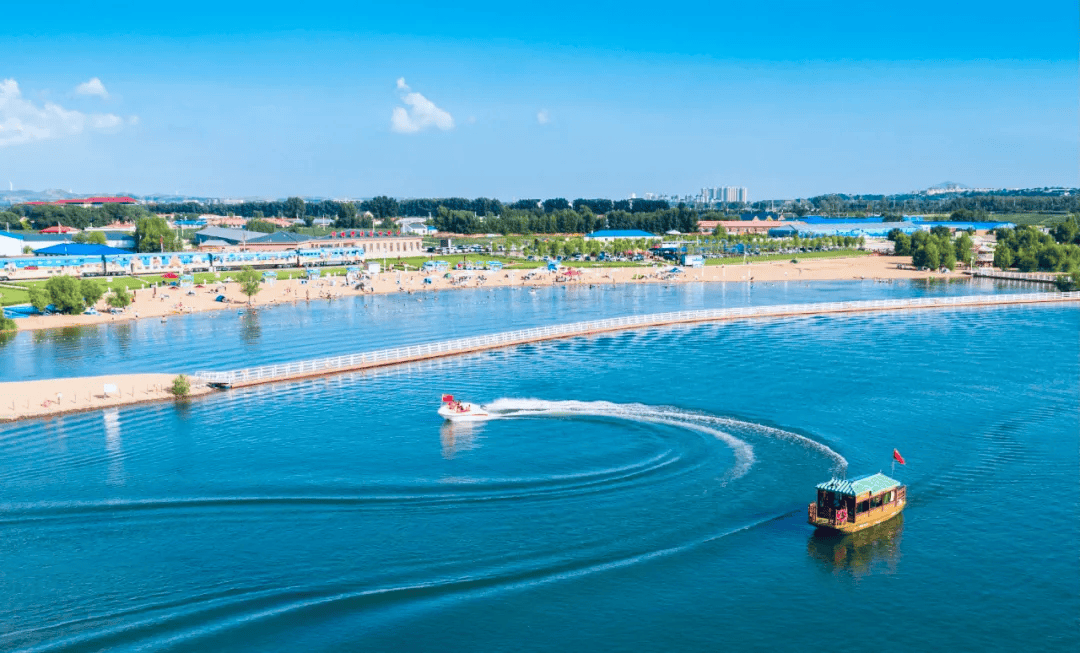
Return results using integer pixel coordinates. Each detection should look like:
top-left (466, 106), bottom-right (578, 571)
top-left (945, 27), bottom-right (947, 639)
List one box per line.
top-left (193, 291), bottom-right (1080, 387)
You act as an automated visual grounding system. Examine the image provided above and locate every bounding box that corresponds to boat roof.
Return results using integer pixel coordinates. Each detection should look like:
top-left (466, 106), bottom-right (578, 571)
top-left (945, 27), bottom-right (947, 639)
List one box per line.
top-left (817, 472), bottom-right (901, 497)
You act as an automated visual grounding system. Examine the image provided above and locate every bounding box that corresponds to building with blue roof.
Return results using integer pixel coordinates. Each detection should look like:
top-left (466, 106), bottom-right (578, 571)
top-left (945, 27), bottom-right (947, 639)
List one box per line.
top-left (34, 243), bottom-right (132, 256)
top-left (246, 231), bottom-right (313, 245)
top-left (193, 226), bottom-right (265, 245)
top-left (584, 229), bottom-right (659, 242)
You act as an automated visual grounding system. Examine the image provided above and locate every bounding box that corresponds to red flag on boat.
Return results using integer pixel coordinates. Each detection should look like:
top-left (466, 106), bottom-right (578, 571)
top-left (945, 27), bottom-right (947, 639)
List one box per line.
top-left (893, 449), bottom-right (906, 465)
top-left (441, 394), bottom-right (454, 403)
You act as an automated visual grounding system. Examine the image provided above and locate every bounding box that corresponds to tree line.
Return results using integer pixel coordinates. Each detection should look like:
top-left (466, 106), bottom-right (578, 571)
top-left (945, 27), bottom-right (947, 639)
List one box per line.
top-left (991, 217), bottom-right (1080, 273)
top-left (799, 191), bottom-right (1079, 218)
top-left (428, 205), bottom-right (700, 235)
top-left (888, 226), bottom-right (972, 270)
top-left (3, 204), bottom-right (154, 231)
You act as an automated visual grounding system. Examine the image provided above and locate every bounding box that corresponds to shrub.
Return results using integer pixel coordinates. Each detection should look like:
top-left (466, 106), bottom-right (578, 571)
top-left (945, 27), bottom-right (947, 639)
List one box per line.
top-left (0, 315), bottom-right (17, 333)
top-left (107, 286), bottom-right (132, 308)
top-left (170, 374), bottom-right (191, 397)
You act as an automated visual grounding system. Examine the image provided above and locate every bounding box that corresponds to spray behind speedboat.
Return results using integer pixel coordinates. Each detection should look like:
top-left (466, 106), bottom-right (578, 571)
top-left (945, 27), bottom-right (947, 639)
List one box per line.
top-left (439, 394), bottom-right (491, 422)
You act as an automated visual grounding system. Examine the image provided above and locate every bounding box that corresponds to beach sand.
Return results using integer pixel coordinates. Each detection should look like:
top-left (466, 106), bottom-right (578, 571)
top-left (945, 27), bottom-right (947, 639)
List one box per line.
top-left (11, 255), bottom-right (946, 333)
top-left (0, 373), bottom-right (210, 422)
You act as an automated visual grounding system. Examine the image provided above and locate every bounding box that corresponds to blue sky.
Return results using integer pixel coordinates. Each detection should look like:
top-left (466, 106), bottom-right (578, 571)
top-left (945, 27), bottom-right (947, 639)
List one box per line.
top-left (2, 1), bottom-right (1076, 200)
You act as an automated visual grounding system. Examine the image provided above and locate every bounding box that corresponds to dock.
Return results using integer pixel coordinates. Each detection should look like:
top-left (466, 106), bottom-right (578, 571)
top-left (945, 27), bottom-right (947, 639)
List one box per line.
top-left (192, 291), bottom-right (1080, 388)
top-left (967, 270), bottom-right (1065, 285)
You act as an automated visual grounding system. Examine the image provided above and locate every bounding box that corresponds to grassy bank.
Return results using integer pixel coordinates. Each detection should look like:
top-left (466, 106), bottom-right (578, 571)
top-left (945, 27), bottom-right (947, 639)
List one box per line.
top-left (0, 284), bottom-right (30, 307)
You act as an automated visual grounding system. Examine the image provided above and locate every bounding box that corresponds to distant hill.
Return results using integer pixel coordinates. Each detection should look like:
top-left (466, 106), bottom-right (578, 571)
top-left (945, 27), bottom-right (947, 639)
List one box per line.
top-left (927, 182), bottom-right (969, 191)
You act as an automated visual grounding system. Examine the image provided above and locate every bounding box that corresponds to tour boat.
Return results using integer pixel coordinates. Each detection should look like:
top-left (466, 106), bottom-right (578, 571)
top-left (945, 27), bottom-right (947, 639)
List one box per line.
top-left (808, 472), bottom-right (906, 533)
top-left (438, 394), bottom-right (490, 422)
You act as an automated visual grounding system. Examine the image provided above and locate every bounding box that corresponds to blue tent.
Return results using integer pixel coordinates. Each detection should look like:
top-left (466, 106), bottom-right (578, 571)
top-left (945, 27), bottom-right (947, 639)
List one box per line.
top-left (33, 243), bottom-right (131, 256)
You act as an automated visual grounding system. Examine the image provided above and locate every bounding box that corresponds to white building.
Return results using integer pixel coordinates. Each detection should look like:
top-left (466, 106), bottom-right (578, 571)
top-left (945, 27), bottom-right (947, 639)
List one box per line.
top-left (0, 231), bottom-right (24, 257)
top-left (699, 186), bottom-right (748, 204)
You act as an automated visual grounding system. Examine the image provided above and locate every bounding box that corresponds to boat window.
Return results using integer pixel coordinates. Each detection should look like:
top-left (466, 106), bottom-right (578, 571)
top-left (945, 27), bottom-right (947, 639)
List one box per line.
top-left (857, 500), bottom-right (869, 514)
top-left (884, 491), bottom-right (893, 503)
top-left (871, 495), bottom-right (883, 509)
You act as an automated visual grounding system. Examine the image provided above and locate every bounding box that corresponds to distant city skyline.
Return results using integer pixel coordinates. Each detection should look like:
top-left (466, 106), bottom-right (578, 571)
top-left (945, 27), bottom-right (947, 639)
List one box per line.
top-left (2, 182), bottom-right (1076, 207)
top-left (1, 1), bottom-right (1075, 200)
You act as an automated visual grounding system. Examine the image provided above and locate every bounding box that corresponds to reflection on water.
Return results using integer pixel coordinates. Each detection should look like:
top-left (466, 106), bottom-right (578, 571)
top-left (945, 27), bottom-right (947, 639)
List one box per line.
top-left (32, 325), bottom-right (94, 344)
top-left (807, 513), bottom-right (904, 577)
top-left (0, 330), bottom-right (14, 347)
top-left (239, 311), bottom-right (261, 344)
top-left (103, 409), bottom-right (125, 486)
top-left (114, 322), bottom-right (132, 353)
top-left (440, 420), bottom-right (483, 459)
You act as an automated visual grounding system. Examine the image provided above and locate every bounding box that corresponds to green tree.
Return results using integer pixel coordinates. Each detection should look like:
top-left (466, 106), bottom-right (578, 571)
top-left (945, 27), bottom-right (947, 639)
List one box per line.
top-left (236, 266), bottom-right (262, 304)
top-left (246, 219), bottom-right (277, 234)
top-left (1054, 265), bottom-right (1080, 291)
top-left (993, 245), bottom-right (1013, 270)
top-left (1051, 215), bottom-right (1079, 245)
top-left (913, 241), bottom-right (941, 269)
top-left (135, 216), bottom-right (179, 253)
top-left (890, 231), bottom-right (912, 256)
top-left (0, 315), bottom-right (16, 333)
top-left (1015, 249), bottom-right (1038, 272)
top-left (284, 197), bottom-right (306, 222)
top-left (335, 201), bottom-right (359, 228)
top-left (939, 243), bottom-right (957, 270)
top-left (107, 286), bottom-right (132, 308)
top-left (79, 279), bottom-right (106, 307)
top-left (365, 196), bottom-right (399, 220)
top-left (28, 286), bottom-right (49, 311)
top-left (73, 231), bottom-right (108, 245)
top-left (171, 374), bottom-right (191, 397)
top-left (954, 232), bottom-right (974, 265)
top-left (44, 276), bottom-right (85, 314)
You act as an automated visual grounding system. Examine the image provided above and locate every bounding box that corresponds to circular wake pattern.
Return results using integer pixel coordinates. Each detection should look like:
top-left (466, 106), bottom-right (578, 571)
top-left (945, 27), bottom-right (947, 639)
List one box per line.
top-left (484, 397), bottom-right (847, 478)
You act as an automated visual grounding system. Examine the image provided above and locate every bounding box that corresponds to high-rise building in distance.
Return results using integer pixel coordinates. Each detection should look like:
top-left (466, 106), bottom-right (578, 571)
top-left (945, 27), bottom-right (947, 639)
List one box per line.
top-left (699, 186), bottom-right (748, 204)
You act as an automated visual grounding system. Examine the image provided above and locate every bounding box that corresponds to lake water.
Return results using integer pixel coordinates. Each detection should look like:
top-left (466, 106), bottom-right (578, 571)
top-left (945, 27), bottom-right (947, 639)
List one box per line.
top-left (0, 277), bottom-right (1037, 381)
top-left (0, 281), bottom-right (1077, 651)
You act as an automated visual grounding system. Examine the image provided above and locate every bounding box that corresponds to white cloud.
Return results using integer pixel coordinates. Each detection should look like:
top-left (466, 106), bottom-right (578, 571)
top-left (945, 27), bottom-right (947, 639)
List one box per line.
top-left (0, 79), bottom-right (126, 147)
top-left (74, 77), bottom-right (109, 98)
top-left (537, 109), bottom-right (550, 125)
top-left (391, 78), bottom-right (454, 134)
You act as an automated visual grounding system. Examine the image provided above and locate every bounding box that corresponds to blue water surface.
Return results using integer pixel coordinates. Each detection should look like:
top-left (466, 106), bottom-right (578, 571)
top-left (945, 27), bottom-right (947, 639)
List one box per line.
top-left (0, 277), bottom-right (1040, 381)
top-left (0, 283), bottom-right (1076, 652)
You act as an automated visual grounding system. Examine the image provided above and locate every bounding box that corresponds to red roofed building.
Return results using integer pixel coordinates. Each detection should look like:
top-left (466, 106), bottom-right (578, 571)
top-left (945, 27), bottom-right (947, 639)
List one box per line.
top-left (39, 225), bottom-right (81, 234)
top-left (54, 197), bottom-right (137, 206)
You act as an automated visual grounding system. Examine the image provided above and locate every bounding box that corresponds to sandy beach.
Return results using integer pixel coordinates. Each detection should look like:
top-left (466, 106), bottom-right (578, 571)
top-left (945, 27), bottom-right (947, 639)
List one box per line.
top-left (10, 255), bottom-right (948, 333)
top-left (0, 373), bottom-right (211, 422)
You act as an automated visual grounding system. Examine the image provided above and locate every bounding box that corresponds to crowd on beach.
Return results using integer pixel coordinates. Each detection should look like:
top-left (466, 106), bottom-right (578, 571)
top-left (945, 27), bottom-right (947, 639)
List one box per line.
top-left (8, 255), bottom-right (951, 333)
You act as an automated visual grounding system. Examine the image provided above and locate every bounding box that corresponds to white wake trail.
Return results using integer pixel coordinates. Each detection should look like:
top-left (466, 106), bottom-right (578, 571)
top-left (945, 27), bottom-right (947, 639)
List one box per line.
top-left (484, 398), bottom-right (847, 477)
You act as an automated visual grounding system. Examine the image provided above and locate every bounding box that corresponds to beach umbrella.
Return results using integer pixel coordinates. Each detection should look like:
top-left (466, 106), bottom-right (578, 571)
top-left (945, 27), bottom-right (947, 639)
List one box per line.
top-left (162, 272), bottom-right (179, 279)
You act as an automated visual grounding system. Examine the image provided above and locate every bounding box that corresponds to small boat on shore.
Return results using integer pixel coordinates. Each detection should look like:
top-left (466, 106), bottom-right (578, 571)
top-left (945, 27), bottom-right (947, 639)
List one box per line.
top-left (808, 472), bottom-right (906, 533)
top-left (438, 394), bottom-right (490, 422)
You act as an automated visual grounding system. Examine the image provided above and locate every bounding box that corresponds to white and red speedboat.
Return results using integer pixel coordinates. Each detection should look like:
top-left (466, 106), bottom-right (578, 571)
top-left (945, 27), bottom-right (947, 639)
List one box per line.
top-left (438, 394), bottom-right (490, 422)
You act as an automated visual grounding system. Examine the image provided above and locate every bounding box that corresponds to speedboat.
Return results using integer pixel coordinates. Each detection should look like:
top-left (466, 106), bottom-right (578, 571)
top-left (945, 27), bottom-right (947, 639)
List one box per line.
top-left (438, 394), bottom-right (490, 422)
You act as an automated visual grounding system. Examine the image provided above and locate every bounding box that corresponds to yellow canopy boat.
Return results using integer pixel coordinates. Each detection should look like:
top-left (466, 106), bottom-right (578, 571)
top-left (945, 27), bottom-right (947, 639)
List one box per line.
top-left (808, 472), bottom-right (906, 533)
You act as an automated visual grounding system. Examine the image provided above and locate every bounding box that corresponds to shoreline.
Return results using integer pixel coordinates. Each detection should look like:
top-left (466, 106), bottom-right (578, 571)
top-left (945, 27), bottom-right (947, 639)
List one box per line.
top-left (0, 373), bottom-right (211, 423)
top-left (5, 289), bottom-right (1076, 423)
top-left (7, 255), bottom-right (955, 333)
